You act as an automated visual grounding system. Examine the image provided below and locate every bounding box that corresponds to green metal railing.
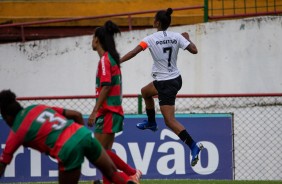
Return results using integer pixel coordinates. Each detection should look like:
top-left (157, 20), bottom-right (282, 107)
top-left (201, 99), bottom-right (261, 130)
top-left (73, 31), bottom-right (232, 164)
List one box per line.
top-left (204, 0), bottom-right (209, 22)
top-left (206, 0), bottom-right (282, 20)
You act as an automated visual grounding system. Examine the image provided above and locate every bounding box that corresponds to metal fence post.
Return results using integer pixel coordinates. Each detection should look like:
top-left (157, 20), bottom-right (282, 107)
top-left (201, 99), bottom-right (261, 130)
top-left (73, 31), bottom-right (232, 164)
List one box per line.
top-left (138, 94), bottom-right (142, 114)
top-left (128, 15), bottom-right (132, 31)
top-left (204, 0), bottom-right (209, 22)
top-left (21, 25), bottom-right (25, 42)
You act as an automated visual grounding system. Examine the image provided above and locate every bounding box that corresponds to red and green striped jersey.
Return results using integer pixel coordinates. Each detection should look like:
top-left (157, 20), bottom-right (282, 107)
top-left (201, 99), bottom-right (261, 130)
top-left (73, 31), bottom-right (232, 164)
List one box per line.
top-left (0, 105), bottom-right (85, 165)
top-left (96, 52), bottom-right (124, 116)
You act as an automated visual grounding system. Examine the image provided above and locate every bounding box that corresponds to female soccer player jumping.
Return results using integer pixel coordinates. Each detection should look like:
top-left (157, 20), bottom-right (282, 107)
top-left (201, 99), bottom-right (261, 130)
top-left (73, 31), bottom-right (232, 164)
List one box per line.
top-left (120, 8), bottom-right (203, 167)
top-left (88, 20), bottom-right (141, 184)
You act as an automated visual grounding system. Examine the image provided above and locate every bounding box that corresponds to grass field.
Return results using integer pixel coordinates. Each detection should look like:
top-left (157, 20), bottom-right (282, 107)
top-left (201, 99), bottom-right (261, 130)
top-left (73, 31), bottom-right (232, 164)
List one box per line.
top-left (13, 180), bottom-right (282, 184)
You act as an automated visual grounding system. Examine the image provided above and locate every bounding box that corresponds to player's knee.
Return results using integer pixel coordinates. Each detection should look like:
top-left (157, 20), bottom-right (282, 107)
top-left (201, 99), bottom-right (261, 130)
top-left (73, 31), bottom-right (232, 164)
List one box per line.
top-left (141, 87), bottom-right (150, 98)
top-left (141, 86), bottom-right (146, 94)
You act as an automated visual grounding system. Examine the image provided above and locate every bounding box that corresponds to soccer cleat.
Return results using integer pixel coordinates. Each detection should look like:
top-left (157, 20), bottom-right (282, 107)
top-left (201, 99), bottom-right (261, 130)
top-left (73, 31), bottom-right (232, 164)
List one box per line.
top-left (129, 169), bottom-right (142, 184)
top-left (191, 142), bottom-right (204, 167)
top-left (136, 120), bottom-right (158, 132)
top-left (127, 181), bottom-right (137, 184)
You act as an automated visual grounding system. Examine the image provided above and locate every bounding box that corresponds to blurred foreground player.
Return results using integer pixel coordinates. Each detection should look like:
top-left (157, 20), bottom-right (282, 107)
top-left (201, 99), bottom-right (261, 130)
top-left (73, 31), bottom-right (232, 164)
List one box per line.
top-left (0, 89), bottom-right (137, 184)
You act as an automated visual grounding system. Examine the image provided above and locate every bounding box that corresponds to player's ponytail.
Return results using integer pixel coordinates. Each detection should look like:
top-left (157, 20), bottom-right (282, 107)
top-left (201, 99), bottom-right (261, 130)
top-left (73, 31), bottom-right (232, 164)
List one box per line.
top-left (155, 7), bottom-right (173, 30)
top-left (0, 89), bottom-right (23, 120)
top-left (104, 20), bottom-right (120, 36)
top-left (166, 8), bottom-right (173, 16)
top-left (95, 20), bottom-right (121, 67)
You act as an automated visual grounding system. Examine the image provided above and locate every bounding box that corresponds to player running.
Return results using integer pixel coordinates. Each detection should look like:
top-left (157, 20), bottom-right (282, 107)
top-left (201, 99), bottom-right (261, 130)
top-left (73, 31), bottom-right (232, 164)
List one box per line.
top-left (120, 8), bottom-right (203, 167)
top-left (88, 20), bottom-right (141, 184)
top-left (0, 89), bottom-right (137, 184)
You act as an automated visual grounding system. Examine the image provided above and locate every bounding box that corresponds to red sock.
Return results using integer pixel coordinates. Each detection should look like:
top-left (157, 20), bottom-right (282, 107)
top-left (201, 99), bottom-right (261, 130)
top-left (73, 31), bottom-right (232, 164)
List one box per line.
top-left (106, 150), bottom-right (136, 176)
top-left (103, 175), bottom-right (111, 184)
top-left (111, 171), bottom-right (130, 184)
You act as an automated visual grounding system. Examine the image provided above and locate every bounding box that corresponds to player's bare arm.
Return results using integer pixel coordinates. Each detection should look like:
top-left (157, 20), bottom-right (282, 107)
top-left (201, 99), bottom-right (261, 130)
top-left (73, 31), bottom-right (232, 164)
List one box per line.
top-left (63, 109), bottom-right (84, 125)
top-left (88, 86), bottom-right (111, 127)
top-left (120, 45), bottom-right (143, 63)
top-left (182, 32), bottom-right (198, 54)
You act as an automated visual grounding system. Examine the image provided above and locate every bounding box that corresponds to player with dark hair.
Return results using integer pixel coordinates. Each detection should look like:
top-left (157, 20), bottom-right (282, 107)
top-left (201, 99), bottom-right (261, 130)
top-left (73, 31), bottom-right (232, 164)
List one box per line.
top-left (88, 20), bottom-right (141, 184)
top-left (0, 89), bottom-right (137, 184)
top-left (120, 8), bottom-right (203, 167)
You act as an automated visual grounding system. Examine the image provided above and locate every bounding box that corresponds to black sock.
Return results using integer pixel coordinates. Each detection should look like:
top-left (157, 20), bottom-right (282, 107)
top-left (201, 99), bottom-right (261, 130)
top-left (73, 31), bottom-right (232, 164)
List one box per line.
top-left (178, 130), bottom-right (195, 149)
top-left (146, 108), bottom-right (156, 123)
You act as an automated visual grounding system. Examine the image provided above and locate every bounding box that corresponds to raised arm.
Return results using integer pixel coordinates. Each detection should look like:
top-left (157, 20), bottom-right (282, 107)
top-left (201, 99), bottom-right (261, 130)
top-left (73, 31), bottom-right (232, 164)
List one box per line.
top-left (120, 45), bottom-right (143, 63)
top-left (181, 32), bottom-right (198, 54)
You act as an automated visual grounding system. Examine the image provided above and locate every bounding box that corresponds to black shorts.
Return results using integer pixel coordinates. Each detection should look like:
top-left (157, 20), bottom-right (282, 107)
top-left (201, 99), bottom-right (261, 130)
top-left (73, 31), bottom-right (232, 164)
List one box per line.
top-left (153, 75), bottom-right (182, 106)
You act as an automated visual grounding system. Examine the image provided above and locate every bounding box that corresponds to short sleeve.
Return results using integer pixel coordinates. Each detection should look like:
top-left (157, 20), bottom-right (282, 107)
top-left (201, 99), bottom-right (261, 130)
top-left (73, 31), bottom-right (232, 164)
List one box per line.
top-left (100, 54), bottom-right (112, 86)
top-left (178, 33), bottom-right (190, 50)
top-left (139, 35), bottom-right (151, 50)
top-left (0, 131), bottom-right (22, 164)
top-left (50, 106), bottom-right (65, 115)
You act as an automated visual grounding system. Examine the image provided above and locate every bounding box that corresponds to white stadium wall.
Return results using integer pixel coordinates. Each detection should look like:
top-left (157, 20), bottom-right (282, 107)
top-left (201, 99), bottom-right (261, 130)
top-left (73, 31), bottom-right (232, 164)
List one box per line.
top-left (0, 16), bottom-right (282, 97)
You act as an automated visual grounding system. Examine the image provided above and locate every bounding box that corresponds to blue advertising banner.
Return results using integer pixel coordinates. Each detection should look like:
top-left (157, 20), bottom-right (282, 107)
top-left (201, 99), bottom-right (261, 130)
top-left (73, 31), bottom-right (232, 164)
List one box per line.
top-left (0, 113), bottom-right (233, 182)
